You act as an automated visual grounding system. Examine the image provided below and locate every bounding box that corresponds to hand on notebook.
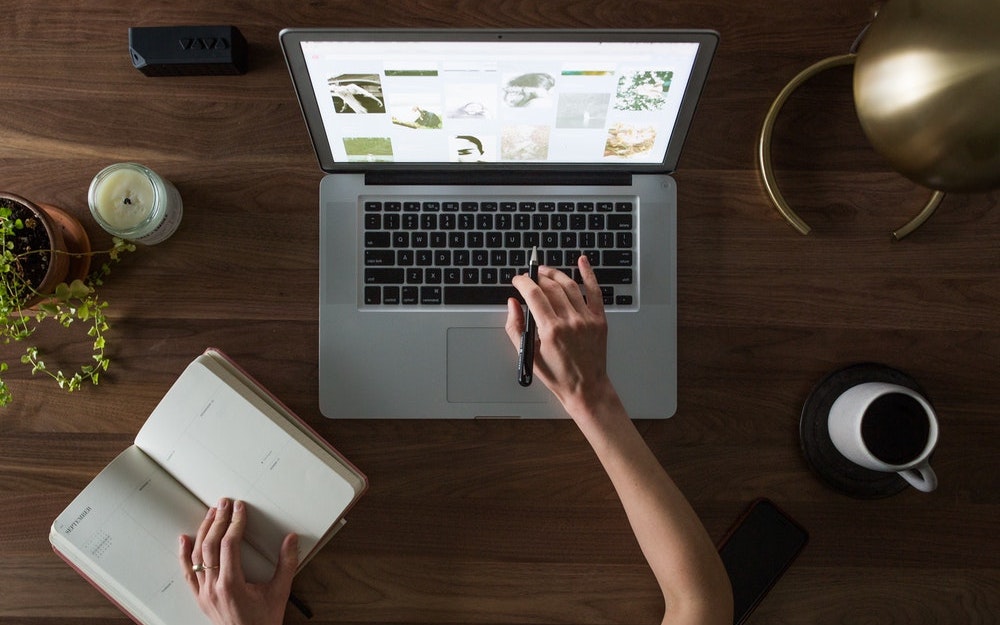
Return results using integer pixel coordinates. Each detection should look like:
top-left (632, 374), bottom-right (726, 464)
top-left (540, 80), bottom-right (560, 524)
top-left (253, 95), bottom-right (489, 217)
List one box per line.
top-left (179, 498), bottom-right (298, 625)
top-left (506, 254), bottom-right (617, 417)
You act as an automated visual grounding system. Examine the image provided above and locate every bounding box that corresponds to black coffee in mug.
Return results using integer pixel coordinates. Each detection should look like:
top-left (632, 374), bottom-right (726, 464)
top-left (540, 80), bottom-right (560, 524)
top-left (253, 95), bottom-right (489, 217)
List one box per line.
top-left (860, 392), bottom-right (931, 465)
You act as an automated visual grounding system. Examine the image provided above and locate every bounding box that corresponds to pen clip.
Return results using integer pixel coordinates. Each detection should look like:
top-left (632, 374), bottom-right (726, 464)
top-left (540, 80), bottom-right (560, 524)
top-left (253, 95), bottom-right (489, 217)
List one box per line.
top-left (517, 328), bottom-right (534, 387)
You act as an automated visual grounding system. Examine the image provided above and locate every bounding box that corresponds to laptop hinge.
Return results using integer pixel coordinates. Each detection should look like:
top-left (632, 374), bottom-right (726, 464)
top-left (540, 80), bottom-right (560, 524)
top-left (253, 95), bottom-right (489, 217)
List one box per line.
top-left (364, 170), bottom-right (633, 187)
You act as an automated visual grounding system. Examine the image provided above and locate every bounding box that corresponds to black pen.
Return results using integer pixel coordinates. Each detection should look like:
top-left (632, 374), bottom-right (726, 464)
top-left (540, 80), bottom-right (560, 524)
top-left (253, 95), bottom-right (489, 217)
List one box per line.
top-left (517, 246), bottom-right (539, 387)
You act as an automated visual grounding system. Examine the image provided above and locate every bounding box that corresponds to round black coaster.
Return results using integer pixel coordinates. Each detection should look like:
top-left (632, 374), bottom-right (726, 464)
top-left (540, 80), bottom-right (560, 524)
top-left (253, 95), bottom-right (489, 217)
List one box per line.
top-left (800, 363), bottom-right (925, 499)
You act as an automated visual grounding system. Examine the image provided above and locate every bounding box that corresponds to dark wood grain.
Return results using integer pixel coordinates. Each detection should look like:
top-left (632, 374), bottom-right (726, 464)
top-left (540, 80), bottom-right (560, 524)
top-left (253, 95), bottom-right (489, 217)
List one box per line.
top-left (2, 1), bottom-right (998, 624)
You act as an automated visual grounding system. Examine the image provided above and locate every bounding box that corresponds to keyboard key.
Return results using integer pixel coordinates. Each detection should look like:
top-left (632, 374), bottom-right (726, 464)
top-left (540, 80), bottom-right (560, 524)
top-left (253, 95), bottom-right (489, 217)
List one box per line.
top-left (421, 286), bottom-right (442, 304)
top-left (365, 250), bottom-right (395, 266)
top-left (608, 214), bottom-right (633, 230)
top-left (445, 286), bottom-right (520, 305)
top-left (366, 268), bottom-right (404, 284)
top-left (592, 268), bottom-right (633, 284)
top-left (603, 250), bottom-right (633, 266)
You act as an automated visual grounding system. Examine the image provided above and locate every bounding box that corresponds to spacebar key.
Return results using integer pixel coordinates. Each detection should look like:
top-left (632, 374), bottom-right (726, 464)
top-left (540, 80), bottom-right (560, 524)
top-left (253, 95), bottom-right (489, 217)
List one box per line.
top-left (445, 286), bottom-right (520, 305)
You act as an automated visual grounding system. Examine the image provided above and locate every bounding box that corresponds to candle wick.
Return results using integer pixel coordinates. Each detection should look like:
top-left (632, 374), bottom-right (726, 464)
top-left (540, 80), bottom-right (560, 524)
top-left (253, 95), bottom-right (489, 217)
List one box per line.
top-left (123, 197), bottom-right (132, 205)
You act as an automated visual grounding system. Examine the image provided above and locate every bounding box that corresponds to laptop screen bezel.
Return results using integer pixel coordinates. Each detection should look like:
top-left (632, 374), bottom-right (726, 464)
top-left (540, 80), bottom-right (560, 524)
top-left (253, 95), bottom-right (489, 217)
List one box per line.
top-left (279, 28), bottom-right (719, 175)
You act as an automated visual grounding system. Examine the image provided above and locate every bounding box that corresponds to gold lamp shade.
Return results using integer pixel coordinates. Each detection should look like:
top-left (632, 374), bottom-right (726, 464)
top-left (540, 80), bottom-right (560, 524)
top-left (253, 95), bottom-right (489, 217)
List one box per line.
top-left (854, 0), bottom-right (1000, 192)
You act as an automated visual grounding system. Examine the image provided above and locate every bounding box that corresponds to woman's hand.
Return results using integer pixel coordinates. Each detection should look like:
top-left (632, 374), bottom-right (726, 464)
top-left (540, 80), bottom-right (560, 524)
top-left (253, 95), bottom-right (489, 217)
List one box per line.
top-left (505, 254), bottom-right (618, 418)
top-left (179, 498), bottom-right (298, 625)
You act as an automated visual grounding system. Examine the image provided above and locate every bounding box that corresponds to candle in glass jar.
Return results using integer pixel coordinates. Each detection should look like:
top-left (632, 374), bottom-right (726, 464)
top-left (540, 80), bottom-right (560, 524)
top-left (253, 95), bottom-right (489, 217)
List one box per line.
top-left (88, 163), bottom-right (183, 244)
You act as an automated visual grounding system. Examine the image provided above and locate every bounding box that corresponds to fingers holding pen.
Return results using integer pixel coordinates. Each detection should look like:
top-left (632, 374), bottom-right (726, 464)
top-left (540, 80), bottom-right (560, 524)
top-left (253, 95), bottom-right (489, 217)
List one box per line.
top-left (510, 255), bottom-right (604, 330)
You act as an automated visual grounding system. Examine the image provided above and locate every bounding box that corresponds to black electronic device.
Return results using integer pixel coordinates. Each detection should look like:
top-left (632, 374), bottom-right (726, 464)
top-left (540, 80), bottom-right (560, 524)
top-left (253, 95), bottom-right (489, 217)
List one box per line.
top-left (717, 498), bottom-right (809, 624)
top-left (128, 25), bottom-right (248, 76)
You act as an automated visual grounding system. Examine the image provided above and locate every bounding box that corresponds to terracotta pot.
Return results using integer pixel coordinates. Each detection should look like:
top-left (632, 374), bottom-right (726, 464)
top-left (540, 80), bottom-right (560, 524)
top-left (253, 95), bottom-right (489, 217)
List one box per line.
top-left (0, 192), bottom-right (90, 308)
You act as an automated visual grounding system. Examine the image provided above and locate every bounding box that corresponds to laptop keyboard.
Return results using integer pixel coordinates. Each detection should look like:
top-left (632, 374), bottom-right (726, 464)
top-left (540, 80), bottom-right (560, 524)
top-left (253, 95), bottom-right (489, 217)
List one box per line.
top-left (361, 197), bottom-right (637, 308)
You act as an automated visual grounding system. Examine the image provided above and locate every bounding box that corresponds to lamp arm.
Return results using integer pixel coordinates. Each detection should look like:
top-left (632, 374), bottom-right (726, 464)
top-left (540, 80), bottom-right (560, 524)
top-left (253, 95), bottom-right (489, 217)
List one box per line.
top-left (757, 53), bottom-right (945, 240)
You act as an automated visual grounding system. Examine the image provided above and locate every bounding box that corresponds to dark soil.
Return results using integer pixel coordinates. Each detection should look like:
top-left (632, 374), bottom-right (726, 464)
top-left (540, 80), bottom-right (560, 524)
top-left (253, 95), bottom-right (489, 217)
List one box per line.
top-left (1, 196), bottom-right (52, 292)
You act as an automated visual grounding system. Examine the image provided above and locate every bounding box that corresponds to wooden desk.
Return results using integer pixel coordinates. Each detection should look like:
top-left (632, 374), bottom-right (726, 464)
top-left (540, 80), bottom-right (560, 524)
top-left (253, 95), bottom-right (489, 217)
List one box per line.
top-left (2, 1), bottom-right (997, 623)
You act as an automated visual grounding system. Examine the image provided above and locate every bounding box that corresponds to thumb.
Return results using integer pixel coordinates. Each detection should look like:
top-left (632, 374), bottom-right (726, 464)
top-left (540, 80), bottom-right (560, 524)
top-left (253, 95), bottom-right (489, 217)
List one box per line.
top-left (269, 533), bottom-right (299, 596)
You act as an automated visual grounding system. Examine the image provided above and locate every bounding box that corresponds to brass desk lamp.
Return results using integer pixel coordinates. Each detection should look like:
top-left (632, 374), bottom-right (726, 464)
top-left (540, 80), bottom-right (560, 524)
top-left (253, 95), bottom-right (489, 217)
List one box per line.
top-left (759, 0), bottom-right (1000, 239)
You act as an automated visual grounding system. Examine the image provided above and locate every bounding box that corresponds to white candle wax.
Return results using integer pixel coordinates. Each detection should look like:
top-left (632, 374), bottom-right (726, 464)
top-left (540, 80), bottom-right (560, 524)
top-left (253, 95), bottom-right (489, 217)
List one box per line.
top-left (92, 167), bottom-right (156, 229)
top-left (88, 162), bottom-right (182, 244)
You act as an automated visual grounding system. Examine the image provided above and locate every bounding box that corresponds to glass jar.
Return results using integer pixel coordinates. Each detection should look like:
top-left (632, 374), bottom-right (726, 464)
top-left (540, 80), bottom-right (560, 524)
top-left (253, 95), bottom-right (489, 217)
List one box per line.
top-left (88, 162), bottom-right (183, 244)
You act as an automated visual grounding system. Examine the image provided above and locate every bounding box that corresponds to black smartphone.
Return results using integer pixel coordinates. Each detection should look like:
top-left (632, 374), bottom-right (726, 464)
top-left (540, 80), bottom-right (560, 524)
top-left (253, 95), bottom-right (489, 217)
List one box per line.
top-left (717, 498), bottom-right (809, 624)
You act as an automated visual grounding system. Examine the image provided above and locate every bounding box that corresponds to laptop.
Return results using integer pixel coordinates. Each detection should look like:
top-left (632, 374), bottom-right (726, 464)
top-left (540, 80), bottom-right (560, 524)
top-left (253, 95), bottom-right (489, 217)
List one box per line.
top-left (279, 28), bottom-right (718, 418)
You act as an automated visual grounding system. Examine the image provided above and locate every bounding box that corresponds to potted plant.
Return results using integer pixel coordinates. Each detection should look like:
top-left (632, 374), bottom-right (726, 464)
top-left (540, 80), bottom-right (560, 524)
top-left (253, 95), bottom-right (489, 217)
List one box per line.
top-left (0, 192), bottom-right (134, 406)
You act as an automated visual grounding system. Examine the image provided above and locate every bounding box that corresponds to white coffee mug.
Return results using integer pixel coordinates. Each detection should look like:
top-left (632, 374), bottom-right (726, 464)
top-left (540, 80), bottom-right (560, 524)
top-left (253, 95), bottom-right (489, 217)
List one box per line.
top-left (828, 382), bottom-right (938, 492)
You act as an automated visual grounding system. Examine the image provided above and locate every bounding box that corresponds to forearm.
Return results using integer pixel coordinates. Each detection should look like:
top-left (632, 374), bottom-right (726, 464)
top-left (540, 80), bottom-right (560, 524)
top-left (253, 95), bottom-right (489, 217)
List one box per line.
top-left (564, 383), bottom-right (733, 625)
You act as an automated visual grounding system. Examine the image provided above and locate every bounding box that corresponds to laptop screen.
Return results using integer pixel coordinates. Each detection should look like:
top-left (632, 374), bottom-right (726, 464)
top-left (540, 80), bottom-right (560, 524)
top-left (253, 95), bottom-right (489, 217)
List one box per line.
top-left (281, 30), bottom-right (718, 173)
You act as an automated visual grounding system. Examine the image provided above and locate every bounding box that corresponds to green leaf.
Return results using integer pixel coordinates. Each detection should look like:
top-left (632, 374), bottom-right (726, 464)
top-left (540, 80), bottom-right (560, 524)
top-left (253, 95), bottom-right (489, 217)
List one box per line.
top-left (68, 279), bottom-right (91, 299)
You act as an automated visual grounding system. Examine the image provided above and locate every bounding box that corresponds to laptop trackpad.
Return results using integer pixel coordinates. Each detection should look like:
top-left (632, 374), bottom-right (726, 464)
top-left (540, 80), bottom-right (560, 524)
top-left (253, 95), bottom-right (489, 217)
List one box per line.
top-left (447, 327), bottom-right (549, 404)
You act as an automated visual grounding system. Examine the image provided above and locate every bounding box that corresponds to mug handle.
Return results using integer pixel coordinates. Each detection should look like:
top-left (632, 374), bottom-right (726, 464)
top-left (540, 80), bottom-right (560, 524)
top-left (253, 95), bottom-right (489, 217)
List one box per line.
top-left (899, 464), bottom-right (938, 493)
